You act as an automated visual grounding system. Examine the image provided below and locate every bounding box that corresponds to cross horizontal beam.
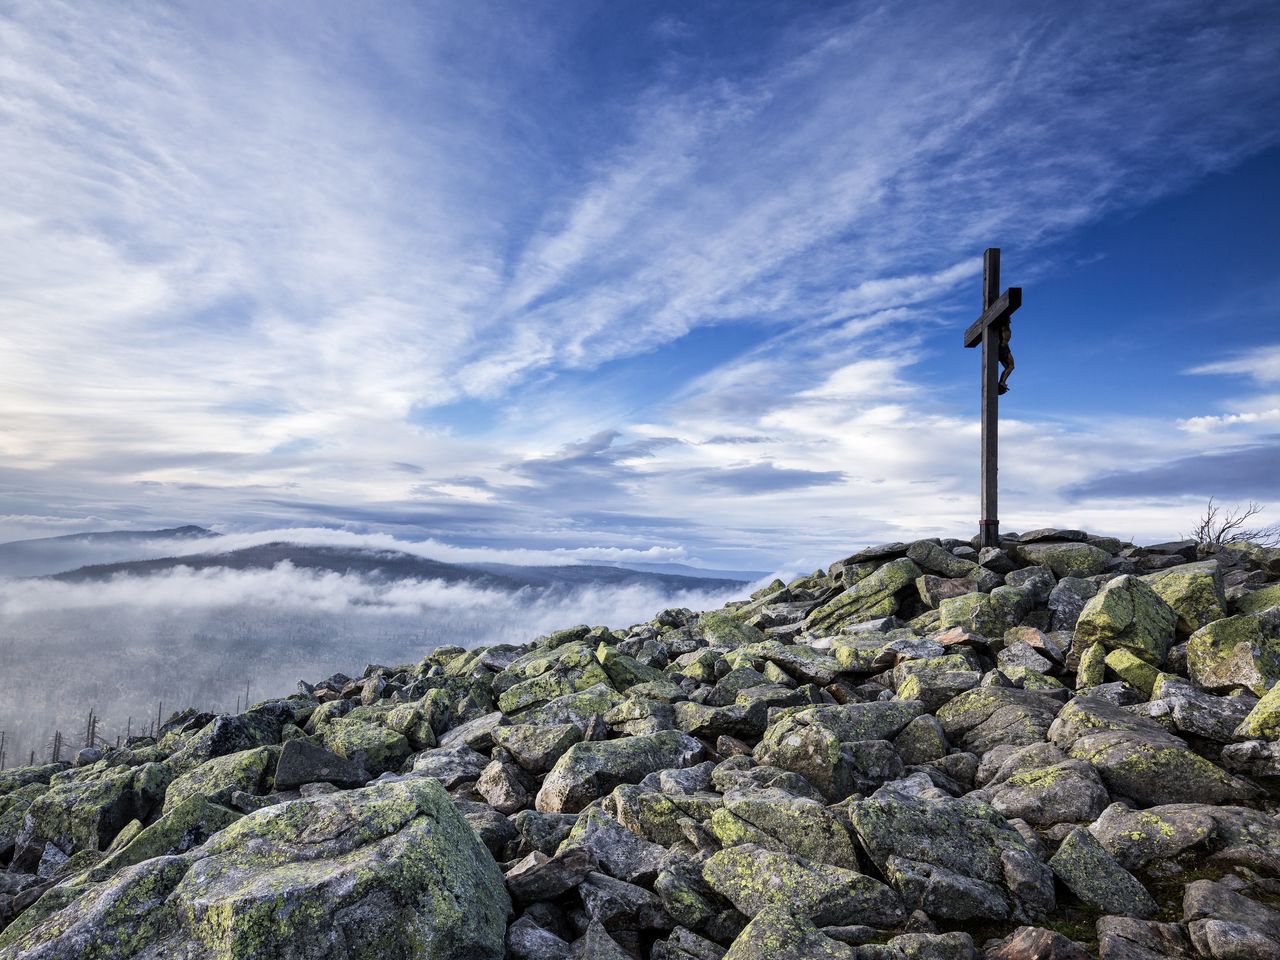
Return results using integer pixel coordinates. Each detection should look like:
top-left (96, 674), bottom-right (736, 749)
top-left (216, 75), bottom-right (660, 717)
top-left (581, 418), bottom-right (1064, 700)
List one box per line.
top-left (962, 286), bottom-right (1022, 348)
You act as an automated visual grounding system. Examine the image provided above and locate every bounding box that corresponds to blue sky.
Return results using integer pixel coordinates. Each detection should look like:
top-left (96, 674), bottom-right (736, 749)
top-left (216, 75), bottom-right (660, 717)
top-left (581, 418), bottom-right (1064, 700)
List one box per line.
top-left (0, 0), bottom-right (1278, 571)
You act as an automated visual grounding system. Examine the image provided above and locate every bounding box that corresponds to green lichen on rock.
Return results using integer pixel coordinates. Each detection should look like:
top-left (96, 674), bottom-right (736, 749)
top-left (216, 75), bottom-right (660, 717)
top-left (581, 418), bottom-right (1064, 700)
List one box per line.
top-left (1235, 681), bottom-right (1280, 740)
top-left (1074, 575), bottom-right (1176, 665)
top-left (938, 587), bottom-right (1031, 637)
top-left (163, 747), bottom-right (273, 813)
top-left (721, 906), bottom-right (856, 959)
top-left (1103, 648), bottom-right (1162, 697)
top-left (708, 794), bottom-right (861, 869)
top-left (698, 610), bottom-right (767, 647)
top-left (16, 761), bottom-right (170, 860)
top-left (805, 558), bottom-right (921, 633)
top-left (536, 729), bottom-right (703, 813)
top-left (1142, 561), bottom-right (1227, 636)
top-left (702, 842), bottom-right (903, 927)
top-left (1076, 642), bottom-right (1107, 688)
top-left (1048, 826), bottom-right (1156, 917)
top-left (0, 778), bottom-right (510, 960)
top-left (320, 718), bottom-right (411, 776)
top-left (1236, 582), bottom-right (1280, 615)
top-left (1015, 541), bottom-right (1112, 579)
top-left (1186, 614), bottom-right (1280, 695)
top-left (97, 795), bottom-right (242, 875)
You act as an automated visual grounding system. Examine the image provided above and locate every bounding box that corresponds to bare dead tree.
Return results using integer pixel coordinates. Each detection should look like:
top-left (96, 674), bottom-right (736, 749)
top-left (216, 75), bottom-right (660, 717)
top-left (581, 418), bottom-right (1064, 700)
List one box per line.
top-left (1188, 498), bottom-right (1280, 547)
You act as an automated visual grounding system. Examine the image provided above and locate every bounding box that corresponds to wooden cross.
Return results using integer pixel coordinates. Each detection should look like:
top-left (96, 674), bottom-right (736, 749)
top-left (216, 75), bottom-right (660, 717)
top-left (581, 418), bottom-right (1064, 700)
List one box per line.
top-left (962, 248), bottom-right (1021, 548)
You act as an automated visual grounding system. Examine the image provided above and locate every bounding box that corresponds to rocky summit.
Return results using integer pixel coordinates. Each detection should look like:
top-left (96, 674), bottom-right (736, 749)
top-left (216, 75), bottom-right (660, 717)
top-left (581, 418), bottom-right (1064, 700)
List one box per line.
top-left (2, 531), bottom-right (1280, 959)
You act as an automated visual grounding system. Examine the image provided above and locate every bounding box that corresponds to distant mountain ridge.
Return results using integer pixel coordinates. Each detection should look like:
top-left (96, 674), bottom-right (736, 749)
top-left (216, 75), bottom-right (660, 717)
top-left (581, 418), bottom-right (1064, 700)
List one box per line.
top-left (0, 525), bottom-right (216, 577)
top-left (39, 541), bottom-right (750, 592)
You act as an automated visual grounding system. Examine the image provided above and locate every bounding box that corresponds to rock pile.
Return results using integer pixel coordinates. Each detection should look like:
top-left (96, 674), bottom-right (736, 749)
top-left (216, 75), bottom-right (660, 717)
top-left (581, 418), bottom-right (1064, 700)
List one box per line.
top-left (2, 528), bottom-right (1280, 959)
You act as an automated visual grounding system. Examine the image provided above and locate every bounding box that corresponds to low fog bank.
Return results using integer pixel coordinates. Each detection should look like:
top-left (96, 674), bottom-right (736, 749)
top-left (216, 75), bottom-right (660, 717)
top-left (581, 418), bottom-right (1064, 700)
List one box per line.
top-left (0, 564), bottom-right (746, 769)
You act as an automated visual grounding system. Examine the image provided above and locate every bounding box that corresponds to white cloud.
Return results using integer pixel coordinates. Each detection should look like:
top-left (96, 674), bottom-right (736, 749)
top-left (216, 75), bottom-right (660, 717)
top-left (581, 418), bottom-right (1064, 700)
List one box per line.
top-left (1, 0), bottom-right (1278, 564)
top-left (1188, 346), bottom-right (1280, 385)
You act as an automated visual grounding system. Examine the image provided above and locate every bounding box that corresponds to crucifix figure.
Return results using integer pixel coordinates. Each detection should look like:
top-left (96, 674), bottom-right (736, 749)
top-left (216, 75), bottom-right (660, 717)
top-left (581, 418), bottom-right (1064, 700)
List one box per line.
top-left (962, 248), bottom-right (1022, 548)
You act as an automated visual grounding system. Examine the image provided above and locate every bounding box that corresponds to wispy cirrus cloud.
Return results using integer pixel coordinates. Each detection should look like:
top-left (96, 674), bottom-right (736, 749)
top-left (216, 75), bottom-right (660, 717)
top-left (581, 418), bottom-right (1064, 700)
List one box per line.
top-left (1, 0), bottom-right (1278, 565)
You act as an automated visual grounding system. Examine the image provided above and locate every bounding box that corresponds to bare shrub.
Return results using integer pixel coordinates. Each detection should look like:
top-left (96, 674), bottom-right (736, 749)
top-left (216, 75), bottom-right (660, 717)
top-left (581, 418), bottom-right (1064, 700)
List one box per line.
top-left (1188, 497), bottom-right (1280, 548)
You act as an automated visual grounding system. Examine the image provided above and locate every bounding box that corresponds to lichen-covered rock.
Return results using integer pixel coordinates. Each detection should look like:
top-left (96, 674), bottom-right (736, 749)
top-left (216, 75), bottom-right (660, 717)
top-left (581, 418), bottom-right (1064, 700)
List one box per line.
top-left (320, 718), bottom-right (412, 776)
top-left (1074, 576), bottom-right (1176, 665)
top-left (1142, 561), bottom-right (1227, 636)
top-left (1237, 583), bottom-right (1280, 615)
top-left (1182, 879), bottom-right (1280, 950)
top-left (164, 747), bottom-right (275, 813)
top-left (849, 780), bottom-right (1054, 922)
top-left (410, 745), bottom-right (491, 789)
top-left (1143, 675), bottom-right (1255, 742)
top-left (701, 843), bottom-right (903, 926)
top-left (493, 723), bottom-right (584, 774)
top-left (935, 687), bottom-right (1061, 754)
top-left (1068, 728), bottom-right (1256, 806)
top-left (1186, 614), bottom-right (1280, 695)
top-left (721, 907), bottom-right (855, 960)
top-left (95, 794), bottom-right (242, 875)
top-left (1015, 542), bottom-right (1112, 579)
top-left (1235, 681), bottom-right (1280, 740)
top-left (981, 758), bottom-right (1110, 827)
top-left (938, 588), bottom-right (1032, 638)
top-left (1048, 577), bottom-right (1098, 632)
top-left (273, 738), bottom-right (367, 790)
top-left (13, 762), bottom-right (170, 867)
top-left (537, 730), bottom-right (703, 813)
top-left (0, 777), bottom-right (510, 960)
top-left (707, 792), bottom-right (860, 869)
top-left (1048, 826), bottom-right (1156, 918)
top-left (806, 558), bottom-right (921, 633)
top-left (559, 807), bottom-right (665, 884)
top-left (1103, 648), bottom-right (1161, 696)
top-left (1089, 801), bottom-right (1280, 872)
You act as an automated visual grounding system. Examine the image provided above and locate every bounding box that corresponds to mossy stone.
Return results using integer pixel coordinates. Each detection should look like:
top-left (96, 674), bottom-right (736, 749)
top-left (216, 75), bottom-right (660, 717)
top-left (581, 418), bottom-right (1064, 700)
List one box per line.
top-left (320, 719), bottom-right (411, 777)
top-left (1186, 615), bottom-right (1280, 695)
top-left (1074, 575), bottom-right (1176, 665)
top-left (163, 747), bottom-right (273, 813)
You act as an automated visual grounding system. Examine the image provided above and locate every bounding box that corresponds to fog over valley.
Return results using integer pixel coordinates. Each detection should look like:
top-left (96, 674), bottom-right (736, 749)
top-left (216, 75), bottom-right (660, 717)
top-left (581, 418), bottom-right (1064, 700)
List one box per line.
top-left (0, 528), bottom-right (754, 769)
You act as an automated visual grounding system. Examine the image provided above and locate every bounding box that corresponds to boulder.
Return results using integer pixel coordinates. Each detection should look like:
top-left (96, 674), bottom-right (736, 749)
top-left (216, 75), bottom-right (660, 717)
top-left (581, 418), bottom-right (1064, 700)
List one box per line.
top-left (981, 758), bottom-right (1110, 827)
top-left (1074, 576), bottom-right (1176, 665)
top-left (936, 688), bottom-right (1061, 754)
top-left (320, 718), bottom-right (411, 776)
top-left (1047, 827), bottom-right (1155, 918)
top-left (1142, 561), bottom-right (1227, 636)
top-left (1015, 542), bottom-right (1112, 579)
top-left (938, 589), bottom-right (1032, 638)
top-left (95, 794), bottom-right (241, 875)
top-left (537, 730), bottom-right (703, 813)
top-left (1048, 578), bottom-right (1098, 632)
top-left (849, 780), bottom-right (1053, 921)
top-left (721, 907), bottom-right (854, 960)
top-left (273, 738), bottom-right (367, 790)
top-left (13, 762), bottom-right (170, 866)
top-left (410, 745), bottom-right (491, 789)
top-left (1235, 681), bottom-right (1280, 739)
top-left (701, 843), bottom-right (903, 927)
top-left (1186, 614), bottom-right (1280, 695)
top-left (1095, 917), bottom-right (1193, 960)
top-left (986, 926), bottom-right (1090, 960)
top-left (0, 778), bottom-right (510, 960)
top-left (1089, 802), bottom-right (1280, 872)
top-left (492, 724), bottom-right (584, 774)
top-left (806, 559), bottom-right (921, 633)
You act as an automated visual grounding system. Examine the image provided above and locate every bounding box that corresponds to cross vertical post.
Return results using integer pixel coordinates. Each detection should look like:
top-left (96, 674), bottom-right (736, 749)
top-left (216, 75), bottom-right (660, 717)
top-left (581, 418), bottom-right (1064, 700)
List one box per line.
top-left (962, 247), bottom-right (1022, 550)
top-left (981, 249), bottom-right (1000, 548)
